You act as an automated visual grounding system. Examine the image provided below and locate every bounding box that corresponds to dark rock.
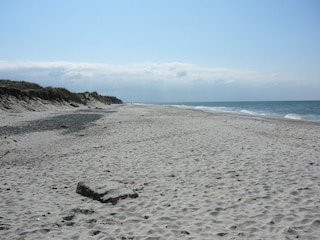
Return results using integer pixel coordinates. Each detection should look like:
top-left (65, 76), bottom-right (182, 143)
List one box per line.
top-left (181, 231), bottom-right (190, 235)
top-left (76, 182), bottom-right (101, 201)
top-left (63, 215), bottom-right (74, 221)
top-left (71, 208), bottom-right (95, 215)
top-left (76, 181), bottom-right (138, 205)
top-left (217, 232), bottom-right (228, 237)
top-left (0, 224), bottom-right (10, 230)
top-left (92, 230), bottom-right (101, 236)
top-left (87, 219), bottom-right (97, 223)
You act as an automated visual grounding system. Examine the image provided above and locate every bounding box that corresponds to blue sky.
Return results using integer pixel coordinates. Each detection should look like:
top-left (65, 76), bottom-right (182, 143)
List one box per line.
top-left (0, 0), bottom-right (319, 102)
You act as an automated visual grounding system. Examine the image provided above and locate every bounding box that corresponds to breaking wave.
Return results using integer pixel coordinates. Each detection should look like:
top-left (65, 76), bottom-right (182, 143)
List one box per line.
top-left (163, 101), bottom-right (320, 122)
top-left (284, 113), bottom-right (303, 120)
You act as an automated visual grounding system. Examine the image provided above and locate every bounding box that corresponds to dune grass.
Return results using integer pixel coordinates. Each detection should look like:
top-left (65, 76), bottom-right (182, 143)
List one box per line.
top-left (0, 79), bottom-right (122, 105)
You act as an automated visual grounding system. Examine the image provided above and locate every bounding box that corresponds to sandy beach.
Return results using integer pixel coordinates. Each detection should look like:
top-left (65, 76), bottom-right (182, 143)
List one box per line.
top-left (1, 104), bottom-right (320, 239)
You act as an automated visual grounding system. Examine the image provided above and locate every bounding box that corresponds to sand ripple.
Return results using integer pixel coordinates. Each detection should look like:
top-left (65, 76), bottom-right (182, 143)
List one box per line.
top-left (1, 104), bottom-right (320, 239)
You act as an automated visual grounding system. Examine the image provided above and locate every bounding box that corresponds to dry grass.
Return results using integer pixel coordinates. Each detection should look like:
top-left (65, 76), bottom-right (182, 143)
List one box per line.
top-left (0, 79), bottom-right (122, 105)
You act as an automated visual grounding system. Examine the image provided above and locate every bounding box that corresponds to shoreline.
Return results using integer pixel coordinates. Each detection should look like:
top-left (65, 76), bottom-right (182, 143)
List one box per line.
top-left (153, 100), bottom-right (320, 123)
top-left (1, 104), bottom-right (320, 239)
top-left (161, 103), bottom-right (320, 127)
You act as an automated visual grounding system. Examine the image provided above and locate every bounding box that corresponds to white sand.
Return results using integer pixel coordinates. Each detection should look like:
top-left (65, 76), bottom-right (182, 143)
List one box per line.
top-left (1, 104), bottom-right (320, 239)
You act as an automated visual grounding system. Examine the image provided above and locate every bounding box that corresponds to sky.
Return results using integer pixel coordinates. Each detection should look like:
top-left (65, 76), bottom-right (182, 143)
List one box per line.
top-left (0, 0), bottom-right (319, 102)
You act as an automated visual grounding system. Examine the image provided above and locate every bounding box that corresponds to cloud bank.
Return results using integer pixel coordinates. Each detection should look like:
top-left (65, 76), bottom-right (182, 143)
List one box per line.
top-left (0, 60), bottom-right (319, 102)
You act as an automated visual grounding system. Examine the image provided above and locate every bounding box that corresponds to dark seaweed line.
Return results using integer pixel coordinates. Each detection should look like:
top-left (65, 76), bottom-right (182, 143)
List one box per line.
top-left (0, 113), bottom-right (104, 136)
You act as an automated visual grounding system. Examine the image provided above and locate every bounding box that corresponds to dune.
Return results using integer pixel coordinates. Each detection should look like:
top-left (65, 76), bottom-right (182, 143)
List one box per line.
top-left (0, 79), bottom-right (123, 113)
top-left (1, 104), bottom-right (320, 239)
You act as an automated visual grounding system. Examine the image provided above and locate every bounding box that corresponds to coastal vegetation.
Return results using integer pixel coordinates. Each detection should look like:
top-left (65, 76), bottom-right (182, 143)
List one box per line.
top-left (0, 79), bottom-right (123, 109)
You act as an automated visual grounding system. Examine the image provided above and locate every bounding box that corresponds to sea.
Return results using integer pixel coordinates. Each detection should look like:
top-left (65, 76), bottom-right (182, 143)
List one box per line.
top-left (160, 101), bottom-right (320, 122)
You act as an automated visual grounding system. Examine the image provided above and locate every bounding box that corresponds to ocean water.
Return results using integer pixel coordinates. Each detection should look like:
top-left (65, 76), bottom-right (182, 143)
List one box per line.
top-left (163, 101), bottom-right (320, 122)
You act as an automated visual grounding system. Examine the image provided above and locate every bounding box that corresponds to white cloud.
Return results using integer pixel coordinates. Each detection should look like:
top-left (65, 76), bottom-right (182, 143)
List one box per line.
top-left (0, 60), bottom-right (319, 102)
top-left (0, 60), bottom-right (268, 84)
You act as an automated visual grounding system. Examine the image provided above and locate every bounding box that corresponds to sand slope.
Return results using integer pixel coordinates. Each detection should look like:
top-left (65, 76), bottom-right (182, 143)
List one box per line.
top-left (1, 104), bottom-right (320, 239)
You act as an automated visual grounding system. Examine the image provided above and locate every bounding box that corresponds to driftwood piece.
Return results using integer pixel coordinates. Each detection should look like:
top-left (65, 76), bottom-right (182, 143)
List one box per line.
top-left (76, 181), bottom-right (138, 205)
